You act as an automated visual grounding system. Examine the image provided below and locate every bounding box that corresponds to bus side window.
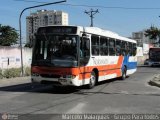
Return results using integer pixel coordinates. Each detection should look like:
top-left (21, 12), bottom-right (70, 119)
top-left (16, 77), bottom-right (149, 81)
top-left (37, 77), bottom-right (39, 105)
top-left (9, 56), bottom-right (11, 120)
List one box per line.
top-left (84, 38), bottom-right (90, 57)
top-left (128, 42), bottom-right (133, 56)
top-left (80, 37), bottom-right (90, 58)
top-left (91, 35), bottom-right (100, 55)
top-left (116, 40), bottom-right (122, 56)
top-left (121, 41), bottom-right (127, 56)
top-left (132, 43), bottom-right (137, 56)
top-left (80, 36), bottom-right (90, 66)
top-left (100, 37), bottom-right (108, 56)
top-left (109, 38), bottom-right (116, 56)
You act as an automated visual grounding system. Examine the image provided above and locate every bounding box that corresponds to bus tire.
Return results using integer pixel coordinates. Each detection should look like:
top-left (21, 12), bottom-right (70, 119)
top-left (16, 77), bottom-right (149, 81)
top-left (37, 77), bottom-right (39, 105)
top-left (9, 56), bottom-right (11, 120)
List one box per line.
top-left (87, 71), bottom-right (96, 89)
top-left (121, 67), bottom-right (127, 80)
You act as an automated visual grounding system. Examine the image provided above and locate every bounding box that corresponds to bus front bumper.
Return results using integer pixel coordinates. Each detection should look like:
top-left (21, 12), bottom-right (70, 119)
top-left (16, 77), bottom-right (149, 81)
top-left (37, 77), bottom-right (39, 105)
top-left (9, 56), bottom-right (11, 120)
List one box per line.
top-left (31, 75), bottom-right (79, 86)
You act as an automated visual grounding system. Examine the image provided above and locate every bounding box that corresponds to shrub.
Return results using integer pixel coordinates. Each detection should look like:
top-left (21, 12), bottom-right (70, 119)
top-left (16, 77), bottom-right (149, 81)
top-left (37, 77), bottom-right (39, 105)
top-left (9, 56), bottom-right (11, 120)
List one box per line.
top-left (25, 67), bottom-right (31, 76)
top-left (3, 68), bottom-right (21, 78)
top-left (0, 69), bottom-right (3, 79)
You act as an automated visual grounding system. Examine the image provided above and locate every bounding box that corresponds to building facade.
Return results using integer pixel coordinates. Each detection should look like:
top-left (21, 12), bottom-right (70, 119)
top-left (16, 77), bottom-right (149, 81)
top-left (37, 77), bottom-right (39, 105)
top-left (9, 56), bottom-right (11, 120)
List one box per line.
top-left (132, 30), bottom-right (155, 47)
top-left (132, 30), bottom-right (148, 47)
top-left (26, 10), bottom-right (68, 45)
top-left (132, 30), bottom-right (158, 54)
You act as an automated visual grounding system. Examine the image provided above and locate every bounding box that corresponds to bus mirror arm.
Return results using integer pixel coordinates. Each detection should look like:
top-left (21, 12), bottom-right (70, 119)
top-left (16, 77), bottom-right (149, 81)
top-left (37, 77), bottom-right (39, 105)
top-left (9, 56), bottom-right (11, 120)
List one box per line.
top-left (82, 33), bottom-right (87, 37)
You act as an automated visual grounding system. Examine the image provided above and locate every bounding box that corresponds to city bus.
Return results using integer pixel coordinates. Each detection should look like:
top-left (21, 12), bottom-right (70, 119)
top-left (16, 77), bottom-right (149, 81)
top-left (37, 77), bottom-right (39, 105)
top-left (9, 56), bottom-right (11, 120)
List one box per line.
top-left (148, 47), bottom-right (160, 66)
top-left (31, 26), bottom-right (137, 88)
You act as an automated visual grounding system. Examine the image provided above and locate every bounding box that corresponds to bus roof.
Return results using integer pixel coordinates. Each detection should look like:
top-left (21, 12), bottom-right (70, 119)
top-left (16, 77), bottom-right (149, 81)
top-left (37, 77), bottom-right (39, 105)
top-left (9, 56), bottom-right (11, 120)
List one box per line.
top-left (83, 26), bottom-right (136, 43)
top-left (37, 25), bottom-right (136, 43)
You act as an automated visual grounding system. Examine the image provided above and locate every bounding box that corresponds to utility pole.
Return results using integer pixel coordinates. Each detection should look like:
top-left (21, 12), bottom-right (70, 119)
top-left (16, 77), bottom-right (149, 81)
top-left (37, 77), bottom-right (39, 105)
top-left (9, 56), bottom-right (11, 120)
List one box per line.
top-left (27, 15), bottom-right (38, 47)
top-left (85, 9), bottom-right (99, 27)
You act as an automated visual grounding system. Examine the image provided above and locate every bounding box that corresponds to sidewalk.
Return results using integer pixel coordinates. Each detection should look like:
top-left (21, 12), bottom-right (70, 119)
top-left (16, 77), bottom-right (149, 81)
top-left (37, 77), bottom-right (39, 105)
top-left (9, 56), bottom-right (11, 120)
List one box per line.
top-left (149, 74), bottom-right (160, 88)
top-left (138, 64), bottom-right (160, 88)
top-left (0, 76), bottom-right (31, 87)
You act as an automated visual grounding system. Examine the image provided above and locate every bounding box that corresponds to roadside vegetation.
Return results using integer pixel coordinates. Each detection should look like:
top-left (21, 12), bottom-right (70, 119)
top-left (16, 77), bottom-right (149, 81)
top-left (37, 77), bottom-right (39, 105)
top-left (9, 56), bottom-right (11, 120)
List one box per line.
top-left (0, 24), bottom-right (19, 46)
top-left (0, 24), bottom-right (31, 79)
top-left (0, 67), bottom-right (31, 79)
top-left (145, 26), bottom-right (160, 47)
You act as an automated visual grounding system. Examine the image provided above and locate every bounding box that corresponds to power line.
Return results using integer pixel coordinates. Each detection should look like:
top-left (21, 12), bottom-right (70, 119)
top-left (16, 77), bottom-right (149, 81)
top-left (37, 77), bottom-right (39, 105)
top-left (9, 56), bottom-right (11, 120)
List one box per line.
top-left (13, 0), bottom-right (160, 10)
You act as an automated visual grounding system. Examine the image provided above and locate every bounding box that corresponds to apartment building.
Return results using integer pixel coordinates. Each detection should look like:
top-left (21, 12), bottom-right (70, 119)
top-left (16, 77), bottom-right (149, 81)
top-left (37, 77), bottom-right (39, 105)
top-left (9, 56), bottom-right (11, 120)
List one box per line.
top-left (26, 10), bottom-right (68, 44)
top-left (132, 30), bottom-right (156, 47)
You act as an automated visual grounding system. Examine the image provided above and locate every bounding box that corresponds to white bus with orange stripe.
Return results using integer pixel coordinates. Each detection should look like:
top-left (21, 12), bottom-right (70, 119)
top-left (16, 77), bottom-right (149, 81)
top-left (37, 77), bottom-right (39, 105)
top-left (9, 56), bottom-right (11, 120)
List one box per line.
top-left (31, 26), bottom-right (137, 88)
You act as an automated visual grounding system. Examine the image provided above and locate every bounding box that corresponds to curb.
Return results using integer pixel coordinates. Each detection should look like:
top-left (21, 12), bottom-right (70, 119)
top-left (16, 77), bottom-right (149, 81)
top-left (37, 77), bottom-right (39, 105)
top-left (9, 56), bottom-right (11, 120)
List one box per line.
top-left (148, 80), bottom-right (160, 88)
top-left (148, 74), bottom-right (160, 88)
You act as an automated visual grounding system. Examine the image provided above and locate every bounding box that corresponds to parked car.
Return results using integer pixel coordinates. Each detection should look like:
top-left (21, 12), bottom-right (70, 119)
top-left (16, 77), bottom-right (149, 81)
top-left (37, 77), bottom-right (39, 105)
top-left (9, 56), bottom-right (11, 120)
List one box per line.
top-left (144, 59), bottom-right (150, 65)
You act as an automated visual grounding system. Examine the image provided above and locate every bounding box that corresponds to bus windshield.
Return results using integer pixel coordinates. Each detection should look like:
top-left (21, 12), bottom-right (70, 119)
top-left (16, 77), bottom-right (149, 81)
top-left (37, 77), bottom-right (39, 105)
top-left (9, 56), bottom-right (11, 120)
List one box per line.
top-left (32, 34), bottom-right (79, 67)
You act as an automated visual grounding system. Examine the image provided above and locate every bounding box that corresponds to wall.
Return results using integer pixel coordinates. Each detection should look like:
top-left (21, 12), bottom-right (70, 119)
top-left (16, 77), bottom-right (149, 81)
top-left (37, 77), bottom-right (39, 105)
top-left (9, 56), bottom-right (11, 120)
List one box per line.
top-left (137, 55), bottom-right (148, 65)
top-left (0, 47), bottom-right (32, 69)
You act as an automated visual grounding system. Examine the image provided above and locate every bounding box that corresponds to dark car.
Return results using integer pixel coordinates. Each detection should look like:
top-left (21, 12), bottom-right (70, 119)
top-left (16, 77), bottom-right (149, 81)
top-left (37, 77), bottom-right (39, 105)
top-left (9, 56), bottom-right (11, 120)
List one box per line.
top-left (144, 59), bottom-right (150, 65)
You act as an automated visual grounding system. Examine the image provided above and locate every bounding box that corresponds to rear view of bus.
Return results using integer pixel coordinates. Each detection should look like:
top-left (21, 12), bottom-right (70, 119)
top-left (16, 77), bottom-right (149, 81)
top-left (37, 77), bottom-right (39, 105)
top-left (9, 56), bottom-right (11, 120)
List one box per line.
top-left (148, 47), bottom-right (160, 66)
top-left (31, 25), bottom-right (137, 88)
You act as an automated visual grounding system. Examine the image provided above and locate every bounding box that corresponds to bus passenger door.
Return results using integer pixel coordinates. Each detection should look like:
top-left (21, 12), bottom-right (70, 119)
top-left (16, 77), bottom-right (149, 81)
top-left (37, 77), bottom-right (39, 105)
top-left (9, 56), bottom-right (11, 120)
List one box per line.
top-left (79, 36), bottom-right (90, 66)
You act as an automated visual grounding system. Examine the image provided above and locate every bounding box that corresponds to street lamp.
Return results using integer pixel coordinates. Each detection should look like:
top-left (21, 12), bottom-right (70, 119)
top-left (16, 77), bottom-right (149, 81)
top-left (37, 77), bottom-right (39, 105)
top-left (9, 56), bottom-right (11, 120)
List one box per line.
top-left (19, 0), bottom-right (67, 76)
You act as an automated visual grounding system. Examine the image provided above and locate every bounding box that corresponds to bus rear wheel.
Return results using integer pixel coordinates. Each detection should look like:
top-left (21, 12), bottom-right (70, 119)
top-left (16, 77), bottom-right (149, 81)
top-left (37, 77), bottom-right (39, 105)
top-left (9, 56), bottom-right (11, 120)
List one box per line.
top-left (87, 71), bottom-right (96, 89)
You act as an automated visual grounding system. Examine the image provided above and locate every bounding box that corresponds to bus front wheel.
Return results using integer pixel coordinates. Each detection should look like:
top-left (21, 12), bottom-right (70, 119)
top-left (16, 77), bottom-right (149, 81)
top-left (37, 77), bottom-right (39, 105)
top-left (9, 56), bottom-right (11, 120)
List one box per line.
top-left (87, 71), bottom-right (96, 89)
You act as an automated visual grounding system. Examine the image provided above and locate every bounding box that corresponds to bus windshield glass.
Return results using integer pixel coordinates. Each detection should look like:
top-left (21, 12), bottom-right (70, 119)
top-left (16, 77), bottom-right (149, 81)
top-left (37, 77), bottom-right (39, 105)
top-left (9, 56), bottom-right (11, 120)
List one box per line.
top-left (32, 34), bottom-right (79, 67)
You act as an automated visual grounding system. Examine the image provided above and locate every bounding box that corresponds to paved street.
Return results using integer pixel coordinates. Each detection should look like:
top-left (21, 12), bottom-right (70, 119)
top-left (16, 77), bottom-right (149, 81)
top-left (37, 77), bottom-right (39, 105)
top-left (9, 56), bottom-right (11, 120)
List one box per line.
top-left (0, 66), bottom-right (160, 118)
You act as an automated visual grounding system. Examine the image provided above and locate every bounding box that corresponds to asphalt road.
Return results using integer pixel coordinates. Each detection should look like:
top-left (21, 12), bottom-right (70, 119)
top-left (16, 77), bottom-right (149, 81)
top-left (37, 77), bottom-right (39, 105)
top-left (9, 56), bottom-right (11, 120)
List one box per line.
top-left (0, 66), bottom-right (160, 119)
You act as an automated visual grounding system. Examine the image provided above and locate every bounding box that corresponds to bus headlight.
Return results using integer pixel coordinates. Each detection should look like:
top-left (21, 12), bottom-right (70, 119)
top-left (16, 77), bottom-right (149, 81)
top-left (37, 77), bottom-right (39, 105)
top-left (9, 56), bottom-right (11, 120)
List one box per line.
top-left (32, 73), bottom-right (40, 77)
top-left (63, 75), bottom-right (76, 79)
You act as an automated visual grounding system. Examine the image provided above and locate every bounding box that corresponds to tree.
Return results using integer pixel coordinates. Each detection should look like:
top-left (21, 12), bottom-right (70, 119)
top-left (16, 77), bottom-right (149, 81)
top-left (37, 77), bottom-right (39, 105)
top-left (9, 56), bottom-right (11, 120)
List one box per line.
top-left (145, 26), bottom-right (160, 47)
top-left (0, 24), bottom-right (19, 46)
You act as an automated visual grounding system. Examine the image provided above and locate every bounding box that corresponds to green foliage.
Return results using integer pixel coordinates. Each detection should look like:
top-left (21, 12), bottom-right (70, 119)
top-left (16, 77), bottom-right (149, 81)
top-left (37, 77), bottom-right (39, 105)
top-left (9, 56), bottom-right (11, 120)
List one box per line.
top-left (3, 68), bottom-right (21, 78)
top-left (25, 67), bottom-right (31, 76)
top-left (0, 69), bottom-right (3, 79)
top-left (0, 24), bottom-right (19, 46)
top-left (145, 26), bottom-right (160, 45)
top-left (0, 67), bottom-right (31, 79)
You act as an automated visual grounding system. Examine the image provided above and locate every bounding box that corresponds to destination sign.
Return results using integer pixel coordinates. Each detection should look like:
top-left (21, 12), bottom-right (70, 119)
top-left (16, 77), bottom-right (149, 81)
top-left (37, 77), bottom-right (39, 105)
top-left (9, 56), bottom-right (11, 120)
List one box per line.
top-left (37, 26), bottom-right (77, 34)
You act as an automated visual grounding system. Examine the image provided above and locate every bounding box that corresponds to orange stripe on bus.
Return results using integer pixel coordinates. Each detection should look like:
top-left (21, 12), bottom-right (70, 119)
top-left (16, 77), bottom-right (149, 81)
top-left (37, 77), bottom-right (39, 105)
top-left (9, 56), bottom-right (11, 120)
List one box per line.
top-left (79, 68), bottom-right (122, 80)
top-left (32, 56), bottom-right (124, 80)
